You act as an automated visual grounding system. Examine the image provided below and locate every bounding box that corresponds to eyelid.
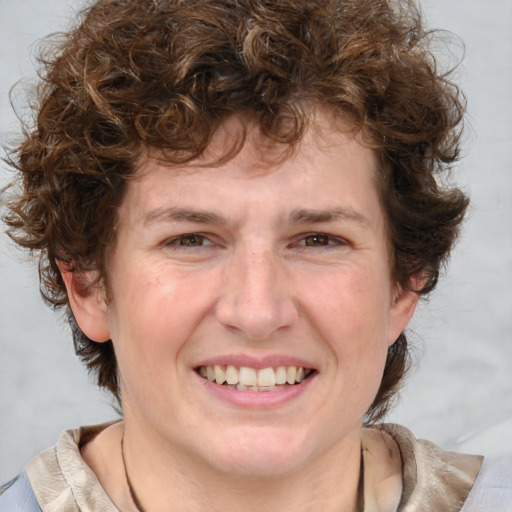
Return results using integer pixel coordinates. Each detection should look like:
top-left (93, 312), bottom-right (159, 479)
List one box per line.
top-left (159, 231), bottom-right (350, 251)
top-left (292, 232), bottom-right (350, 248)
top-left (161, 233), bottom-right (216, 248)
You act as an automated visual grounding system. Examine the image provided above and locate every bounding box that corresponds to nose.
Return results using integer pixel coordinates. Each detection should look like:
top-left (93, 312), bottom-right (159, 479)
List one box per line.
top-left (215, 246), bottom-right (299, 340)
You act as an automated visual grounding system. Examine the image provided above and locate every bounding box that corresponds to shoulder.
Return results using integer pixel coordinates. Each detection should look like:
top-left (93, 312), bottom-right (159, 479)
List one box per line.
top-left (375, 424), bottom-right (484, 512)
top-left (0, 437), bottom-right (82, 512)
top-left (1, 423), bottom-right (119, 512)
top-left (460, 454), bottom-right (512, 511)
top-left (0, 472), bottom-right (41, 512)
top-left (379, 424), bottom-right (512, 511)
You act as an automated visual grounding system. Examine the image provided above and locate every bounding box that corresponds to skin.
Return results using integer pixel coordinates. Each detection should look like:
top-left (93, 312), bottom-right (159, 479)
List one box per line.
top-left (64, 110), bottom-right (418, 511)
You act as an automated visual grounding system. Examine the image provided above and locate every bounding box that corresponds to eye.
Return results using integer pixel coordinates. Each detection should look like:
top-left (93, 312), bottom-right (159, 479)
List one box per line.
top-left (303, 234), bottom-right (330, 246)
top-left (164, 234), bottom-right (210, 247)
top-left (296, 233), bottom-right (347, 248)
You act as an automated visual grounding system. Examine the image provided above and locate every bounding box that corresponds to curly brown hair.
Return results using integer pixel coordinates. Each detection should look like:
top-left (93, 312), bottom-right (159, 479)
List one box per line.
top-left (3, 0), bottom-right (468, 422)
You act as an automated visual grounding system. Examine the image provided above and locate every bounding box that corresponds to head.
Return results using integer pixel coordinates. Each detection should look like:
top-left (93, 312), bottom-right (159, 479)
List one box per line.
top-left (4, 0), bottom-right (468, 424)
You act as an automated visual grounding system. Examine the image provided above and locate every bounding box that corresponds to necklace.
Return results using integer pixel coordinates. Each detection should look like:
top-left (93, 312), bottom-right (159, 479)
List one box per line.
top-left (121, 434), bottom-right (147, 512)
top-left (357, 448), bottom-right (365, 512)
top-left (120, 434), bottom-right (365, 512)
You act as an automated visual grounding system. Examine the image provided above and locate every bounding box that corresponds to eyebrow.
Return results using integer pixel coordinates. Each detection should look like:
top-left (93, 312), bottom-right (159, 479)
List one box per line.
top-left (142, 207), bottom-right (228, 226)
top-left (288, 208), bottom-right (371, 227)
top-left (141, 206), bottom-right (371, 228)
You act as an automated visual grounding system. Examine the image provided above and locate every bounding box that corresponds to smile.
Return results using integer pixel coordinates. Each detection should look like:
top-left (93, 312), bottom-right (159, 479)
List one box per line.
top-left (196, 365), bottom-right (314, 391)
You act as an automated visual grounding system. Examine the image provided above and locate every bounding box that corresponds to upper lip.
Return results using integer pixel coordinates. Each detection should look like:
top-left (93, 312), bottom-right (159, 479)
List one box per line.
top-left (194, 355), bottom-right (316, 371)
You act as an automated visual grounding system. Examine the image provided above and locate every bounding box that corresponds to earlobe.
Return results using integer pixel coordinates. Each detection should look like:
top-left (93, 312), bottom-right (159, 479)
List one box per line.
top-left (387, 285), bottom-right (420, 346)
top-left (58, 263), bottom-right (111, 342)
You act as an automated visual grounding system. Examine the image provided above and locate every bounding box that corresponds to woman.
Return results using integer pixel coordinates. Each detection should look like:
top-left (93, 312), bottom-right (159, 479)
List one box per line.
top-left (1, 0), bottom-right (510, 510)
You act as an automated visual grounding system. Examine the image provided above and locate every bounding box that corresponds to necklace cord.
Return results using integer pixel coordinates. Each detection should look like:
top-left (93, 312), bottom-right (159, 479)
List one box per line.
top-left (121, 434), bottom-right (365, 512)
top-left (121, 434), bottom-right (146, 512)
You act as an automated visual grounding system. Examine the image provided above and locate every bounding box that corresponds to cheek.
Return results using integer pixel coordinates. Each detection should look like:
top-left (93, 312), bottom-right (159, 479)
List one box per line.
top-left (302, 263), bottom-right (392, 343)
top-left (300, 263), bottom-right (392, 406)
top-left (106, 260), bottom-right (219, 368)
top-left (106, 267), bottom-right (195, 404)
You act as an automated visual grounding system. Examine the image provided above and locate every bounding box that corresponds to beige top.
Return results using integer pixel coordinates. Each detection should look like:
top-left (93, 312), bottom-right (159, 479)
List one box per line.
top-left (24, 423), bottom-right (483, 512)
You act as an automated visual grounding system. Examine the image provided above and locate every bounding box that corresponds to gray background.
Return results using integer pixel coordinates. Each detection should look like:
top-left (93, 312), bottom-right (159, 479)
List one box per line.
top-left (1, 0), bottom-right (511, 482)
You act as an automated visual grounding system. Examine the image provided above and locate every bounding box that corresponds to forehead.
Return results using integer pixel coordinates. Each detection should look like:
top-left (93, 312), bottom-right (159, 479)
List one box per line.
top-left (120, 109), bottom-right (382, 227)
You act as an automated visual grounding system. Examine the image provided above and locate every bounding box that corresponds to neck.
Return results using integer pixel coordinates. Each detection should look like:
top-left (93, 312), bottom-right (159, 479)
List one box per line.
top-left (120, 421), bottom-right (363, 512)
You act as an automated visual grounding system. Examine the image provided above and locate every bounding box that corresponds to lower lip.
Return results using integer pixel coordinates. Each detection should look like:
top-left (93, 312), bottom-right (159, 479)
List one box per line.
top-left (195, 372), bottom-right (316, 409)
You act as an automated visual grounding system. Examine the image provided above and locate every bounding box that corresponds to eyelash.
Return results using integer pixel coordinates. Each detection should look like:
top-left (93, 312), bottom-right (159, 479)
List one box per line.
top-left (293, 233), bottom-right (348, 248)
top-left (162, 234), bottom-right (213, 248)
top-left (290, 232), bottom-right (350, 251)
top-left (162, 232), bottom-right (348, 251)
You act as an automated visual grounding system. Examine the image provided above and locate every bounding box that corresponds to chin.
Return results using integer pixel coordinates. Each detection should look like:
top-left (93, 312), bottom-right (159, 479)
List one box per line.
top-left (202, 426), bottom-right (314, 478)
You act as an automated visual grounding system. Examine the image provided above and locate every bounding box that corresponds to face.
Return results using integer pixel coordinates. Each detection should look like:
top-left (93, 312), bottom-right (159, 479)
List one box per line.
top-left (70, 111), bottom-right (416, 478)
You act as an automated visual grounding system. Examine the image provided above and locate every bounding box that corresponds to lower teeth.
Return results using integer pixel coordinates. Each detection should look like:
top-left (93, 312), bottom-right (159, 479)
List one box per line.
top-left (223, 383), bottom-right (294, 391)
top-left (197, 368), bottom-right (313, 389)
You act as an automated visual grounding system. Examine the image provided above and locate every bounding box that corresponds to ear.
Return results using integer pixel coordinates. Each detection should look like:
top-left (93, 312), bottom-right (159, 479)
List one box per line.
top-left (387, 284), bottom-right (419, 346)
top-left (58, 262), bottom-right (111, 342)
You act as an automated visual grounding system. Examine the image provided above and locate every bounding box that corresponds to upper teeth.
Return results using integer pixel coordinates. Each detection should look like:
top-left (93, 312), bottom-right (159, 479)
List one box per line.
top-left (198, 365), bottom-right (309, 387)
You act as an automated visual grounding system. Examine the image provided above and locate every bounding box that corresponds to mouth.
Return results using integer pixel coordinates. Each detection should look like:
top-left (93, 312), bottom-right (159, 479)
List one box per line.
top-left (195, 364), bottom-right (315, 392)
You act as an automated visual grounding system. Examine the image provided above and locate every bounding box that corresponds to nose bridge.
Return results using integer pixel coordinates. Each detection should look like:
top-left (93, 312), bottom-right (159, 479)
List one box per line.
top-left (246, 247), bottom-right (284, 313)
top-left (216, 243), bottom-right (297, 340)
